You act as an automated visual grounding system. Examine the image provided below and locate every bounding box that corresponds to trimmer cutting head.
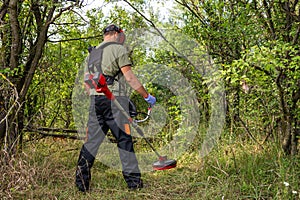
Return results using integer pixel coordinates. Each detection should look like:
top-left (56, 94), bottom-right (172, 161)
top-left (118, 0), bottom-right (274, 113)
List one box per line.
top-left (152, 156), bottom-right (177, 170)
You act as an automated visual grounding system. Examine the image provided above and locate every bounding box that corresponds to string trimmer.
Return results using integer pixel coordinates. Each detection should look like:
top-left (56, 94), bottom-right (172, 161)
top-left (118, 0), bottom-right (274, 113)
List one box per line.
top-left (87, 74), bottom-right (177, 171)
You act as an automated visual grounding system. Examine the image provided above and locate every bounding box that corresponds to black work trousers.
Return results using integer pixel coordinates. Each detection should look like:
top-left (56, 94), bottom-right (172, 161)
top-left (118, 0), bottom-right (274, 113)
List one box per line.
top-left (75, 95), bottom-right (142, 191)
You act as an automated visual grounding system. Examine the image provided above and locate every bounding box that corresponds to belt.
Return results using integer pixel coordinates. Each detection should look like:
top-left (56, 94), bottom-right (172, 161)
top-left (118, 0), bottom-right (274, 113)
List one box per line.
top-left (89, 89), bottom-right (123, 96)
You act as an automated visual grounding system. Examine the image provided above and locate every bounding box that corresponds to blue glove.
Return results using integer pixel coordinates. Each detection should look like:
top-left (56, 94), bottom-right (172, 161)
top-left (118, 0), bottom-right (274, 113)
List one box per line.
top-left (144, 94), bottom-right (156, 106)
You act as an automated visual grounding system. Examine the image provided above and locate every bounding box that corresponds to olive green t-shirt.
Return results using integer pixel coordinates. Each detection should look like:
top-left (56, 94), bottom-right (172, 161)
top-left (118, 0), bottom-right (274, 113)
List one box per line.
top-left (87, 41), bottom-right (132, 96)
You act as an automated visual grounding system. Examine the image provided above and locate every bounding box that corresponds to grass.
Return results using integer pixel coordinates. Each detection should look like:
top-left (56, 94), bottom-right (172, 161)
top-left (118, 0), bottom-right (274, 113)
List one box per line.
top-left (0, 135), bottom-right (299, 200)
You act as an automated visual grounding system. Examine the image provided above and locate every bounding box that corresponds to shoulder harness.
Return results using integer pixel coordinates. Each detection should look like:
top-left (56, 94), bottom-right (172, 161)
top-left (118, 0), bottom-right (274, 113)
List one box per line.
top-left (87, 42), bottom-right (121, 85)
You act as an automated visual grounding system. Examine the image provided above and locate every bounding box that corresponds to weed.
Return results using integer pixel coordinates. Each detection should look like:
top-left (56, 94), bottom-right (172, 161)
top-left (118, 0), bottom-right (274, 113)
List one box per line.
top-left (0, 137), bottom-right (299, 200)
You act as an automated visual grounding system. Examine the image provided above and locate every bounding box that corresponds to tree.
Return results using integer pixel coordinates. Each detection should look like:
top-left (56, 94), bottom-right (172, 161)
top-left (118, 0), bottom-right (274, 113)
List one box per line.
top-left (0, 0), bottom-right (80, 156)
top-left (175, 0), bottom-right (299, 154)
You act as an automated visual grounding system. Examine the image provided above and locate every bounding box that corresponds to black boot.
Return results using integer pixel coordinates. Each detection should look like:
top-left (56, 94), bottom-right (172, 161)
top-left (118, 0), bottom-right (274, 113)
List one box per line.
top-left (123, 172), bottom-right (143, 190)
top-left (75, 146), bottom-right (95, 192)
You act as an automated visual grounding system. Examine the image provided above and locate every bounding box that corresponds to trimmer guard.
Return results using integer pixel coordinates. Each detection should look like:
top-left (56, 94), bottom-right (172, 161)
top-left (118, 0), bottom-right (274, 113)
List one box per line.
top-left (152, 158), bottom-right (177, 170)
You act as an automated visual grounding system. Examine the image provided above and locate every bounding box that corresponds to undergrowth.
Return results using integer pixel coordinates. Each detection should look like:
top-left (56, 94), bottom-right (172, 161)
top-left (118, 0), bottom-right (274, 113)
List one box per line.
top-left (0, 136), bottom-right (299, 200)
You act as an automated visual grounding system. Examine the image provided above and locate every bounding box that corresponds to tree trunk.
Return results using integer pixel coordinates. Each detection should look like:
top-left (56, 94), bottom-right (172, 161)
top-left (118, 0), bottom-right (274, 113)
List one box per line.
top-left (277, 70), bottom-right (299, 155)
top-left (0, 0), bottom-right (74, 156)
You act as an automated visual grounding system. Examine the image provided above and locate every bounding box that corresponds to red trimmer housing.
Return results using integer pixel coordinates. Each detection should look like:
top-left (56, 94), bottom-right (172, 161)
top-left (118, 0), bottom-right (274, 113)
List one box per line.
top-left (152, 156), bottom-right (177, 170)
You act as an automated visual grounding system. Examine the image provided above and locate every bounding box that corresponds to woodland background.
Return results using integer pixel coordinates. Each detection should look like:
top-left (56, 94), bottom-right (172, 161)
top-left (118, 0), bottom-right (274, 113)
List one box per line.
top-left (0, 0), bottom-right (299, 199)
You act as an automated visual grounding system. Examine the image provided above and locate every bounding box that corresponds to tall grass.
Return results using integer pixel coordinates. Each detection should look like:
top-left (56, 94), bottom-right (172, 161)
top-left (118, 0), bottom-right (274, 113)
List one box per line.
top-left (0, 135), bottom-right (299, 199)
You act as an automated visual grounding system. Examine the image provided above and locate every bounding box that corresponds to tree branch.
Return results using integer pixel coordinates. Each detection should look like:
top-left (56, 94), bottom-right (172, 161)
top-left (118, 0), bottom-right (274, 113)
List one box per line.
top-left (8, 0), bottom-right (21, 71)
top-left (19, 1), bottom-right (75, 103)
top-left (24, 126), bottom-right (84, 140)
top-left (292, 21), bottom-right (300, 45)
top-left (262, 0), bottom-right (276, 39)
top-left (47, 34), bottom-right (102, 43)
top-left (26, 127), bottom-right (78, 134)
top-left (174, 0), bottom-right (207, 26)
top-left (236, 115), bottom-right (264, 149)
top-left (0, 0), bottom-right (9, 22)
top-left (122, 0), bottom-right (203, 81)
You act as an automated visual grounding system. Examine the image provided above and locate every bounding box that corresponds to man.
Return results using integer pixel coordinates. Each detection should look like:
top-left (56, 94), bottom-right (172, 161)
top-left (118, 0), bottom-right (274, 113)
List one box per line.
top-left (75, 24), bottom-right (156, 192)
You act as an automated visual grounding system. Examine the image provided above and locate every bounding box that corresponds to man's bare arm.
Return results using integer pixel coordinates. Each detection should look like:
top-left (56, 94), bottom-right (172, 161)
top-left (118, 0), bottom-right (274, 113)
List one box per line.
top-left (121, 65), bottom-right (149, 98)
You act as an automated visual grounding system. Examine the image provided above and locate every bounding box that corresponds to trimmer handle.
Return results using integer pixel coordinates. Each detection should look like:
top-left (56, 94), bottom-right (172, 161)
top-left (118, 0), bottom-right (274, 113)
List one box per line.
top-left (135, 105), bottom-right (152, 123)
